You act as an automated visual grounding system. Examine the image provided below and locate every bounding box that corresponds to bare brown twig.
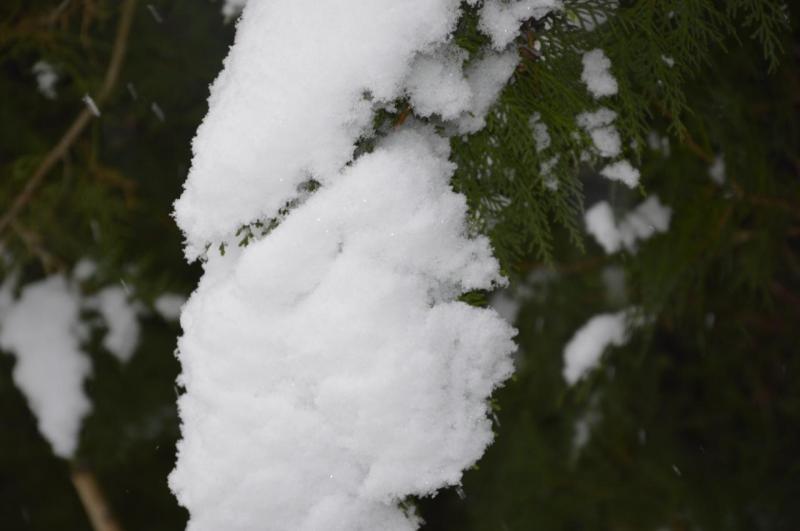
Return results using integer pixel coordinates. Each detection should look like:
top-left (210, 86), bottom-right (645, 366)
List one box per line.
top-left (70, 467), bottom-right (125, 531)
top-left (0, 0), bottom-right (138, 240)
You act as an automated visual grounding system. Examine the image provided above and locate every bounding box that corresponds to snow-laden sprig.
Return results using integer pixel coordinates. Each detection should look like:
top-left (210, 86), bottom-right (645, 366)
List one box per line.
top-left (174, 0), bottom-right (467, 257)
top-left (169, 0), bottom-right (564, 529)
top-left (171, 129), bottom-right (516, 530)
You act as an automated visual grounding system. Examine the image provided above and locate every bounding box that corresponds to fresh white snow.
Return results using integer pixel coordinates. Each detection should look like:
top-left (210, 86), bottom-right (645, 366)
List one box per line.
top-left (576, 107), bottom-right (621, 158)
top-left (529, 112), bottom-right (551, 152)
top-left (174, 0), bottom-right (467, 258)
top-left (168, 1), bottom-right (541, 527)
top-left (171, 127), bottom-right (516, 531)
top-left (585, 196), bottom-right (672, 254)
top-left (32, 61), bottom-right (58, 99)
top-left (221, 0), bottom-right (247, 21)
top-left (581, 49), bottom-right (617, 98)
top-left (563, 309), bottom-right (634, 385)
top-left (456, 51), bottom-right (520, 134)
top-left (402, 47), bottom-right (520, 135)
top-left (479, 0), bottom-right (561, 50)
top-left (154, 293), bottom-right (186, 321)
top-left (0, 275), bottom-right (91, 458)
top-left (405, 47), bottom-right (473, 121)
top-left (709, 154), bottom-right (726, 185)
top-left (600, 159), bottom-right (640, 188)
top-left (88, 286), bottom-right (140, 363)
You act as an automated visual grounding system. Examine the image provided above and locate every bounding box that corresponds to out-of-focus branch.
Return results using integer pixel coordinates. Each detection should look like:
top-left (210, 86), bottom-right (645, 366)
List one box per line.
top-left (70, 467), bottom-right (125, 531)
top-left (0, 0), bottom-right (138, 240)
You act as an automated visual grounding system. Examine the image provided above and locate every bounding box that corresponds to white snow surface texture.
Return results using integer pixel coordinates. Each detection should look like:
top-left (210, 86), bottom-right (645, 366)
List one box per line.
top-left (563, 309), bottom-right (631, 385)
top-left (171, 1), bottom-right (525, 530)
top-left (177, 0), bottom-right (463, 257)
top-left (0, 276), bottom-right (91, 458)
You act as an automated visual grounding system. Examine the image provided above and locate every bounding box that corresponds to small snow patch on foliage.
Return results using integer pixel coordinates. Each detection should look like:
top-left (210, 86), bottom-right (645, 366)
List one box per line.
top-left (32, 61), bottom-right (58, 99)
top-left (88, 286), bottom-right (140, 363)
top-left (585, 196), bottom-right (672, 254)
top-left (480, 0), bottom-right (562, 50)
top-left (600, 159), bottom-right (640, 188)
top-left (563, 308), bottom-right (636, 385)
top-left (456, 51), bottom-right (520, 134)
top-left (405, 47), bottom-right (472, 120)
top-left (577, 107), bottom-right (621, 158)
top-left (581, 49), bottom-right (617, 98)
top-left (0, 276), bottom-right (91, 458)
top-left (709, 154), bottom-right (726, 185)
top-left (529, 112), bottom-right (551, 152)
top-left (154, 293), bottom-right (185, 321)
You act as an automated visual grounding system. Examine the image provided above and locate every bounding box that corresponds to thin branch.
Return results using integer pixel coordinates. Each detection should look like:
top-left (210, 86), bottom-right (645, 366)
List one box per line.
top-left (70, 467), bottom-right (125, 531)
top-left (10, 220), bottom-right (63, 273)
top-left (0, 0), bottom-right (138, 239)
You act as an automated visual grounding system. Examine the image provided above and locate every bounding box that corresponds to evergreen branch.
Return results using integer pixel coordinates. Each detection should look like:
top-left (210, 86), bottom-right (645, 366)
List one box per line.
top-left (0, 0), bottom-right (137, 240)
top-left (70, 466), bottom-right (125, 531)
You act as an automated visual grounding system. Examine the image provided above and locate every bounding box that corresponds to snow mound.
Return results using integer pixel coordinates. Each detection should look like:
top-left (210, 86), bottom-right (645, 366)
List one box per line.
top-left (170, 128), bottom-right (516, 530)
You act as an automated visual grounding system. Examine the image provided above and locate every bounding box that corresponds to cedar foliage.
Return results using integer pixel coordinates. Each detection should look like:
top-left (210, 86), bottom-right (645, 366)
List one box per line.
top-left (0, 1), bottom-right (798, 530)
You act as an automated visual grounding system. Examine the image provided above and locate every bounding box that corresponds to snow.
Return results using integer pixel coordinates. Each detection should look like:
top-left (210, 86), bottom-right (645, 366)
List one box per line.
top-left (571, 396), bottom-right (601, 453)
top-left (32, 61), bottom-right (58, 99)
top-left (589, 127), bottom-right (621, 158)
top-left (709, 154), bottom-right (726, 185)
top-left (402, 47), bottom-right (518, 133)
top-left (581, 49), bottom-right (617, 98)
top-left (0, 276), bottom-right (91, 458)
top-left (647, 131), bottom-right (670, 157)
top-left (221, 0), bottom-right (247, 21)
top-left (455, 52), bottom-right (519, 134)
top-left (600, 159), bottom-right (640, 187)
top-left (576, 107), bottom-right (616, 130)
top-left (617, 196), bottom-right (672, 249)
top-left (154, 293), bottom-right (186, 321)
top-left (585, 196), bottom-right (672, 253)
top-left (479, 0), bottom-right (561, 50)
top-left (529, 112), bottom-right (551, 152)
top-left (73, 258), bottom-right (97, 281)
top-left (405, 47), bottom-right (472, 120)
top-left (584, 201), bottom-right (619, 253)
top-left (89, 287), bottom-right (140, 363)
top-left (491, 291), bottom-right (520, 324)
top-left (577, 107), bottom-right (621, 158)
top-left (172, 127), bottom-right (517, 530)
top-left (539, 155), bottom-right (560, 190)
top-left (170, 3), bottom-right (539, 527)
top-left (174, 0), bottom-right (466, 258)
top-left (563, 309), bottom-right (633, 385)
top-left (82, 94), bottom-right (101, 117)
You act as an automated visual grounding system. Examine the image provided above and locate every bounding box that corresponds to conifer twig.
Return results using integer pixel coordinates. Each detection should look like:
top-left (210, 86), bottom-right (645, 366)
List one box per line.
top-left (10, 220), bottom-right (63, 273)
top-left (0, 0), bottom-right (138, 239)
top-left (70, 466), bottom-right (125, 531)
